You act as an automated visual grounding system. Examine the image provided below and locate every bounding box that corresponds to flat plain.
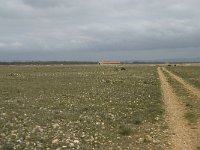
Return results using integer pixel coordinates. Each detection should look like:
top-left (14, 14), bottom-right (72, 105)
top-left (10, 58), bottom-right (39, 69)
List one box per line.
top-left (0, 65), bottom-right (169, 150)
top-left (0, 64), bottom-right (199, 150)
top-left (167, 66), bottom-right (200, 89)
top-left (162, 66), bottom-right (200, 150)
top-left (165, 66), bottom-right (200, 125)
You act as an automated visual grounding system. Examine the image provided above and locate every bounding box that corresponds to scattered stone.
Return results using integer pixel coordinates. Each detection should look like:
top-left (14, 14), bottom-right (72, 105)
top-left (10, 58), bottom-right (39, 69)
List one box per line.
top-left (52, 139), bottom-right (59, 144)
top-left (81, 132), bottom-right (86, 138)
top-left (153, 139), bottom-right (160, 144)
top-left (139, 138), bottom-right (144, 143)
top-left (74, 140), bottom-right (80, 144)
top-left (145, 135), bottom-right (153, 142)
top-left (69, 143), bottom-right (74, 147)
top-left (52, 123), bottom-right (60, 129)
top-left (32, 125), bottom-right (43, 133)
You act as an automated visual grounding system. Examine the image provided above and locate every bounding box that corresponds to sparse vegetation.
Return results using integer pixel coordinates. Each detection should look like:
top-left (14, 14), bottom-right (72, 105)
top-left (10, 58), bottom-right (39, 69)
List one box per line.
top-left (0, 65), bottom-right (169, 149)
top-left (119, 124), bottom-right (132, 136)
top-left (163, 67), bottom-right (200, 124)
top-left (167, 66), bottom-right (200, 88)
top-left (184, 112), bottom-right (198, 123)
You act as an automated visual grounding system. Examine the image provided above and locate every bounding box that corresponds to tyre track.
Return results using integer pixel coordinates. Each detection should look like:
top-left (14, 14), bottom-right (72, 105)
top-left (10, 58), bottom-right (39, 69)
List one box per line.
top-left (158, 67), bottom-right (195, 150)
top-left (162, 67), bottom-right (200, 99)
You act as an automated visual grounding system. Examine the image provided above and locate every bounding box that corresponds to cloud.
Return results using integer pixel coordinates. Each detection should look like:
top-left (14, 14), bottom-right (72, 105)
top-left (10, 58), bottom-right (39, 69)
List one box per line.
top-left (22, 0), bottom-right (64, 8)
top-left (0, 0), bottom-right (200, 61)
top-left (0, 42), bottom-right (6, 48)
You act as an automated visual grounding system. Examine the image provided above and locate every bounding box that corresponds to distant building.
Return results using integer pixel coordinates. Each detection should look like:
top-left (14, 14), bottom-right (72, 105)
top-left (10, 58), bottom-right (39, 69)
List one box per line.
top-left (98, 61), bottom-right (121, 65)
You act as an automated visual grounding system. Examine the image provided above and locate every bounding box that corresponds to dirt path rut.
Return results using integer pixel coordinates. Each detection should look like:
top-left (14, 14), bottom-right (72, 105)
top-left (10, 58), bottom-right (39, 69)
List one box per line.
top-left (162, 67), bottom-right (200, 99)
top-left (158, 67), bottom-right (196, 150)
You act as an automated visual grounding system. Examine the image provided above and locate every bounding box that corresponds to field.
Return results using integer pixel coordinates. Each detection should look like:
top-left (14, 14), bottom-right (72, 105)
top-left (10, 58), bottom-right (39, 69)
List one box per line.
top-left (167, 66), bottom-right (200, 89)
top-left (0, 64), bottom-right (199, 149)
top-left (165, 66), bottom-right (200, 124)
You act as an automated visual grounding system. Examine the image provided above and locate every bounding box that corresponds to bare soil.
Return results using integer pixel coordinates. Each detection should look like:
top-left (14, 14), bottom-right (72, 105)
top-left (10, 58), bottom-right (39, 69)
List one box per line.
top-left (158, 67), bottom-right (197, 150)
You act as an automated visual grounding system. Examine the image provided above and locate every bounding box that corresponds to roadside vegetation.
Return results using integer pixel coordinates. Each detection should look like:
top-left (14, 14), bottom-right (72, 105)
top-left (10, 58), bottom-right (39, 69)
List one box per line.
top-left (0, 65), bottom-right (169, 149)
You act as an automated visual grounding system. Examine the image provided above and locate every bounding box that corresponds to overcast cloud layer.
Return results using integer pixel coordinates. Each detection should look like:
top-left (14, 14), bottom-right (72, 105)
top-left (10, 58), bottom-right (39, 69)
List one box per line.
top-left (0, 0), bottom-right (200, 61)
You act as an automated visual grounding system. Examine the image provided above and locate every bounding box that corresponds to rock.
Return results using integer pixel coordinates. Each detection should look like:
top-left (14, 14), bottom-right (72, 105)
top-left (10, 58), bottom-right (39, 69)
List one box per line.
top-left (145, 135), bottom-right (153, 142)
top-left (139, 138), bottom-right (144, 143)
top-left (32, 125), bottom-right (43, 133)
top-left (153, 139), bottom-right (160, 143)
top-left (81, 132), bottom-right (86, 138)
top-left (52, 139), bottom-right (59, 144)
top-left (74, 140), bottom-right (80, 144)
top-left (69, 143), bottom-right (74, 147)
top-left (52, 123), bottom-right (60, 129)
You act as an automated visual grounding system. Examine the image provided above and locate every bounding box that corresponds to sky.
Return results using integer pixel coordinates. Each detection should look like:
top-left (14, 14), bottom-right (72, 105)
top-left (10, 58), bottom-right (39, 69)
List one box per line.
top-left (0, 0), bottom-right (200, 61)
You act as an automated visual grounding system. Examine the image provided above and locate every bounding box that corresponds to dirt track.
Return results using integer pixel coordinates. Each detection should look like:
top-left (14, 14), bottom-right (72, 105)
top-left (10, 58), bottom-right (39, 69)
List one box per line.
top-left (162, 67), bottom-right (200, 99)
top-left (158, 67), bottom-right (197, 150)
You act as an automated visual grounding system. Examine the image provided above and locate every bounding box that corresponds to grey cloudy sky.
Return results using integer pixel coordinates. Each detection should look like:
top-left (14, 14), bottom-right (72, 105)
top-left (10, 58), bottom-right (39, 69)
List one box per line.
top-left (0, 0), bottom-right (200, 61)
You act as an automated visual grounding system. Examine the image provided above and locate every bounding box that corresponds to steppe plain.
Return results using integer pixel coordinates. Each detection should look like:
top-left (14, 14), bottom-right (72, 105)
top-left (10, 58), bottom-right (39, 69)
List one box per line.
top-left (0, 64), bottom-right (199, 149)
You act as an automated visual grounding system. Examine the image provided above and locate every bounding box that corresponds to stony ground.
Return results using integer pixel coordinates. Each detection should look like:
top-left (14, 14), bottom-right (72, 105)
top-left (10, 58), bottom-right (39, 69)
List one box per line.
top-left (0, 65), bottom-right (169, 150)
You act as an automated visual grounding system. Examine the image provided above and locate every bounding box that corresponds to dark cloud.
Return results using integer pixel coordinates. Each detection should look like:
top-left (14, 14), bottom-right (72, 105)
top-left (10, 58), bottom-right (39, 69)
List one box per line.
top-left (0, 0), bottom-right (200, 61)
